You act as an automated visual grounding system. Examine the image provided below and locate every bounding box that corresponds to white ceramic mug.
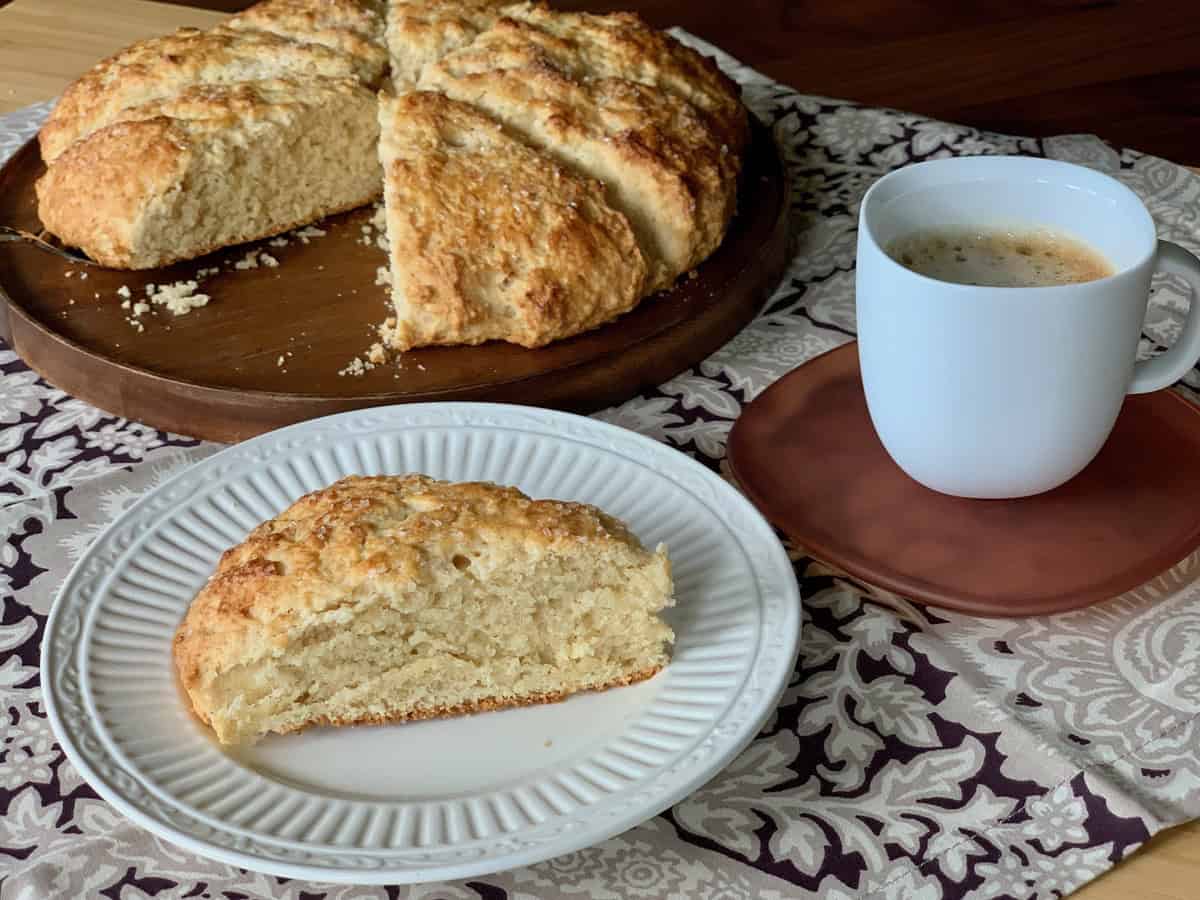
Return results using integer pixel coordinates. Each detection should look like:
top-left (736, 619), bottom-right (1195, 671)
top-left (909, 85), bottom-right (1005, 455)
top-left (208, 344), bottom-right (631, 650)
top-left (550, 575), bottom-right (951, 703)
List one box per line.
top-left (856, 155), bottom-right (1200, 499)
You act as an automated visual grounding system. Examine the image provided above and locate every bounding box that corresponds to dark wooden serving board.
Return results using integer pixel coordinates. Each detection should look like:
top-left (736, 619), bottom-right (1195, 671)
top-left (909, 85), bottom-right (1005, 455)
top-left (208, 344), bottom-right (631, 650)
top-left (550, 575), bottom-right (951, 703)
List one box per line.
top-left (0, 118), bottom-right (788, 443)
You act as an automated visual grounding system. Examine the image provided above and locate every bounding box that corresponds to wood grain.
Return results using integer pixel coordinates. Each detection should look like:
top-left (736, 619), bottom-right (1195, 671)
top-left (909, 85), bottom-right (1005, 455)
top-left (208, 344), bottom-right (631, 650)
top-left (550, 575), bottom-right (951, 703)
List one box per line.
top-left (0, 0), bottom-right (225, 114)
top-left (1078, 821), bottom-right (1200, 900)
top-left (0, 1), bottom-right (1198, 895)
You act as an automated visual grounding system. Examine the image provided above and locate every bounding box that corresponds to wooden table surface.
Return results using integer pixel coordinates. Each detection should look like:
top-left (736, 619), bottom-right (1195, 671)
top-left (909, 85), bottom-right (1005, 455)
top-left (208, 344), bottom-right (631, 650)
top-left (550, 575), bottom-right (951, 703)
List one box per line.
top-left (1, 0), bottom-right (1198, 896)
top-left (4, 0), bottom-right (1198, 163)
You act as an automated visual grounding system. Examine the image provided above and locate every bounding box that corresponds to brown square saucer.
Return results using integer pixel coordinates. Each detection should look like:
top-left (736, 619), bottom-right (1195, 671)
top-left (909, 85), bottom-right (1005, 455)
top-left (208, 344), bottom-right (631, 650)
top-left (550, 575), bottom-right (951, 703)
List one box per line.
top-left (726, 341), bottom-right (1200, 616)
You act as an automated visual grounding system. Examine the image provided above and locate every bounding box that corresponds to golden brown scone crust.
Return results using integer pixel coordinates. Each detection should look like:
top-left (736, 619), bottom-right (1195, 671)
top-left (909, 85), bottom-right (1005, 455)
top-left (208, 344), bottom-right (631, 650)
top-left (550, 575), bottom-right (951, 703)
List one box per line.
top-left (230, 0), bottom-right (385, 43)
top-left (38, 25), bottom-right (374, 163)
top-left (379, 92), bottom-right (646, 349)
top-left (483, 3), bottom-right (746, 155)
top-left (36, 78), bottom-right (379, 269)
top-left (420, 47), bottom-right (736, 293)
top-left (385, 0), bottom-right (509, 87)
top-left (225, 0), bottom-right (387, 82)
top-left (172, 474), bottom-right (654, 699)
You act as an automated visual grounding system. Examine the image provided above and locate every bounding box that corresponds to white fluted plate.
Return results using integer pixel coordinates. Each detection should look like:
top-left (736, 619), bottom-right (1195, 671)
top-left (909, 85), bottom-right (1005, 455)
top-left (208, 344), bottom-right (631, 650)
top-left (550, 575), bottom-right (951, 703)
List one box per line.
top-left (42, 403), bottom-right (801, 884)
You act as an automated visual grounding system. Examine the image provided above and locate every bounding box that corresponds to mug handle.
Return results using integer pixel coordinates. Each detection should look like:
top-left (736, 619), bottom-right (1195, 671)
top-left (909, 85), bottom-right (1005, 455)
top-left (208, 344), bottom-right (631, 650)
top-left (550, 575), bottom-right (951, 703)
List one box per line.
top-left (1129, 240), bottom-right (1200, 395)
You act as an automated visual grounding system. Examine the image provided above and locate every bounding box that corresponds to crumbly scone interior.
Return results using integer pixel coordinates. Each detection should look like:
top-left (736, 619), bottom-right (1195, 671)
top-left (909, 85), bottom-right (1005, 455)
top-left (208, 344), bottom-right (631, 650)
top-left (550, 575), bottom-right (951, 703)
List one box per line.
top-left (137, 83), bottom-right (381, 267)
top-left (200, 540), bottom-right (673, 744)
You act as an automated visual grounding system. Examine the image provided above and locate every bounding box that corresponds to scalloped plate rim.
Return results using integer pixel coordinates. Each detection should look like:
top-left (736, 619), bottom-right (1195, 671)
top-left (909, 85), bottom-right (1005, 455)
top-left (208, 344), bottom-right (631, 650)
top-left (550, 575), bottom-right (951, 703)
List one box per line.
top-left (41, 402), bottom-right (802, 884)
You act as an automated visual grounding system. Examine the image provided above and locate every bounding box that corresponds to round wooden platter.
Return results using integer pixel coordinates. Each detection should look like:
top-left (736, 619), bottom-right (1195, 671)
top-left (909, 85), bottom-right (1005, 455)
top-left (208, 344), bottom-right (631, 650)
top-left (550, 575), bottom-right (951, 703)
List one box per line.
top-left (0, 118), bottom-right (788, 443)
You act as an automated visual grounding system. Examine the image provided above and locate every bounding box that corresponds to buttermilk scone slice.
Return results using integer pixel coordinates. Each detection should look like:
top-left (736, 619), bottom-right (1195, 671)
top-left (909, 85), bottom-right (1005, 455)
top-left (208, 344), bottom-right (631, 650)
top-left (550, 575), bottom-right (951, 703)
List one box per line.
top-left (224, 0), bottom-right (388, 79)
top-left (36, 79), bottom-right (381, 269)
top-left (38, 26), bottom-right (378, 163)
top-left (173, 475), bottom-right (675, 746)
top-left (419, 17), bottom-right (736, 293)
top-left (469, 4), bottom-right (747, 156)
top-left (377, 92), bottom-right (646, 349)
top-left (384, 0), bottom-right (508, 89)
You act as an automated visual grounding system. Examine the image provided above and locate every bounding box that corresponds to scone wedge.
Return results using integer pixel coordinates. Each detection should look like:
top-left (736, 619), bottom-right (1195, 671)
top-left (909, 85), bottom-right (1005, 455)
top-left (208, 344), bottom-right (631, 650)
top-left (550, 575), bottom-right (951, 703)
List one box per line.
top-left (173, 475), bottom-right (675, 745)
top-left (36, 79), bottom-right (381, 270)
top-left (378, 91), bottom-right (647, 349)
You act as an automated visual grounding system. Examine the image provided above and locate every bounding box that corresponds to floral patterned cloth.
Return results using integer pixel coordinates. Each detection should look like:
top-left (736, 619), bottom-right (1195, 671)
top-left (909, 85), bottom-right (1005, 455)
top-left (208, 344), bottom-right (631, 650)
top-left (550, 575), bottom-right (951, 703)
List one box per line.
top-left (4, 33), bottom-right (1200, 900)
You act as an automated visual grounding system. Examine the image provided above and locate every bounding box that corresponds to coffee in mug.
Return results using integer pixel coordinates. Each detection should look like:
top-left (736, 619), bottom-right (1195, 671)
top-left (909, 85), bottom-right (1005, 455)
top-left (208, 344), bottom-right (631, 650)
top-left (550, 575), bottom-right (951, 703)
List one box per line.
top-left (885, 227), bottom-right (1114, 288)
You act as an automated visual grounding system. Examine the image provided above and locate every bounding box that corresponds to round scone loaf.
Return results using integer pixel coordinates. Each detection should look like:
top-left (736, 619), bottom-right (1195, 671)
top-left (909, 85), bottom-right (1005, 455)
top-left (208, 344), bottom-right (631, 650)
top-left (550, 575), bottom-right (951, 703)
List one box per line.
top-left (34, 0), bottom-right (747, 347)
top-left (173, 475), bottom-right (675, 745)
